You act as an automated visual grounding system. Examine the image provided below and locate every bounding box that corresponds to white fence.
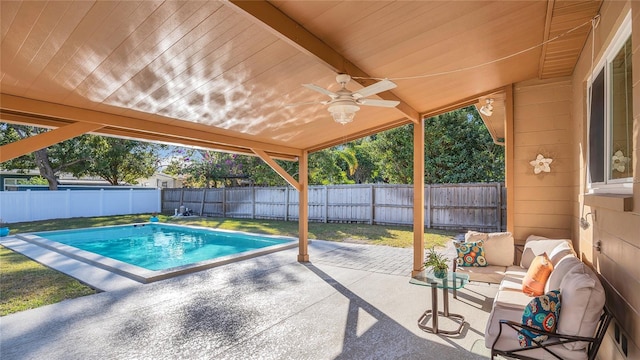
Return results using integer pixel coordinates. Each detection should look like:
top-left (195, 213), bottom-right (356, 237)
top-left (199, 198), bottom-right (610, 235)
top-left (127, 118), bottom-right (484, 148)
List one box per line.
top-left (0, 189), bottom-right (162, 224)
top-left (163, 183), bottom-right (506, 232)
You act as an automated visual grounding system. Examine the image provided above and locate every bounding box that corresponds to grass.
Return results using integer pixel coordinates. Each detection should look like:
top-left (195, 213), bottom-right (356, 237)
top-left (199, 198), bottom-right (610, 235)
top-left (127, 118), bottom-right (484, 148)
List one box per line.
top-left (1, 214), bottom-right (459, 316)
top-left (0, 246), bottom-right (97, 316)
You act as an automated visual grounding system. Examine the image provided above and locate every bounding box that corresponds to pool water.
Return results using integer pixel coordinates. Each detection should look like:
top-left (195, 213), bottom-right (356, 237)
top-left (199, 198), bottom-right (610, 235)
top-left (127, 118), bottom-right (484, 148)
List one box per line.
top-left (33, 223), bottom-right (294, 271)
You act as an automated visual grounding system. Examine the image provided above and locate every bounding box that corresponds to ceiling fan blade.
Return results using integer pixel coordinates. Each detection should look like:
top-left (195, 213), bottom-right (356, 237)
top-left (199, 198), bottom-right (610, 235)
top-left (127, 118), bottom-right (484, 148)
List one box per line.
top-left (285, 100), bottom-right (330, 108)
top-left (357, 99), bottom-right (400, 108)
top-left (352, 79), bottom-right (397, 98)
top-left (302, 84), bottom-right (338, 98)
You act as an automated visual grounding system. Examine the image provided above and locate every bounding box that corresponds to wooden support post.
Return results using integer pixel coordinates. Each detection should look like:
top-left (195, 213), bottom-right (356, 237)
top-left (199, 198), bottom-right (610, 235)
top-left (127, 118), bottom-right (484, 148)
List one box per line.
top-left (505, 85), bottom-right (515, 234)
top-left (298, 150), bottom-right (309, 262)
top-left (413, 118), bottom-right (425, 276)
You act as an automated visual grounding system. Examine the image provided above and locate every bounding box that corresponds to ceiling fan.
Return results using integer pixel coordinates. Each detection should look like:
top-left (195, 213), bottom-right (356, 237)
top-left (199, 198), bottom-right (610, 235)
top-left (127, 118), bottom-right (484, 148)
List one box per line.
top-left (298, 74), bottom-right (400, 125)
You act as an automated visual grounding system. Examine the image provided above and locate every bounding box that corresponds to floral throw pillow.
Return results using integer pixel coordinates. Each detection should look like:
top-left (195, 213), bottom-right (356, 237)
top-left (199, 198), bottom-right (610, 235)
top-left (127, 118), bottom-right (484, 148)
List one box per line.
top-left (454, 240), bottom-right (487, 267)
top-left (518, 289), bottom-right (561, 347)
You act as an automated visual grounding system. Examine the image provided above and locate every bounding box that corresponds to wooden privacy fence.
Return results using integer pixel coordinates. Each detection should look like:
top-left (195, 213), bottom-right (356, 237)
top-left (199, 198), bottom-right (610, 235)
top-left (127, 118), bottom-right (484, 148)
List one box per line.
top-left (162, 183), bottom-right (506, 232)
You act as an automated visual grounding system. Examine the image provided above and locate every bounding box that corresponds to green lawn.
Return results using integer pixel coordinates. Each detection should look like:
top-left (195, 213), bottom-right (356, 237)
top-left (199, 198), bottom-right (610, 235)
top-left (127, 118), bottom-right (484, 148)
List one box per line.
top-left (1, 214), bottom-right (459, 316)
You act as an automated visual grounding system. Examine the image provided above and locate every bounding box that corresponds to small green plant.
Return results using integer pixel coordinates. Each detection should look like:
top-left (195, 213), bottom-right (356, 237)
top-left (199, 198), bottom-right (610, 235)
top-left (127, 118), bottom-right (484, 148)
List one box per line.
top-left (424, 247), bottom-right (449, 278)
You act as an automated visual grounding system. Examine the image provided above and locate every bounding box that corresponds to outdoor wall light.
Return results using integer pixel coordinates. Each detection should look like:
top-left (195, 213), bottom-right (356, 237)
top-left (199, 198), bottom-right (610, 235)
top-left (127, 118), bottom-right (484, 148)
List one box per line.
top-left (530, 154), bottom-right (553, 174)
top-left (479, 99), bottom-right (494, 116)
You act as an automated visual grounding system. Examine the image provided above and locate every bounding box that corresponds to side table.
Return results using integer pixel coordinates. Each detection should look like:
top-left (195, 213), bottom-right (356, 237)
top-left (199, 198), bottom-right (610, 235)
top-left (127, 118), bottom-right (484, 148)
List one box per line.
top-left (410, 270), bottom-right (469, 335)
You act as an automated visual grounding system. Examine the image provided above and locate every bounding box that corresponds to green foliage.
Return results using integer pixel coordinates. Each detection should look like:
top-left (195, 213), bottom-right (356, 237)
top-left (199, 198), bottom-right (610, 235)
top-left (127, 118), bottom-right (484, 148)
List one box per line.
top-left (372, 124), bottom-right (415, 183)
top-left (84, 137), bottom-right (161, 185)
top-left (423, 107), bottom-right (504, 184)
top-left (424, 246), bottom-right (449, 271)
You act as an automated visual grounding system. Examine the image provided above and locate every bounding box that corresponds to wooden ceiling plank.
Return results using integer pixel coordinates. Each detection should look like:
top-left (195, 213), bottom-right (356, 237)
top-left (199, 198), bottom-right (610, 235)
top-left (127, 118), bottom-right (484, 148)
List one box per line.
top-left (0, 94), bottom-right (302, 158)
top-left (252, 148), bottom-right (301, 191)
top-left (0, 121), bottom-right (103, 162)
top-left (226, 0), bottom-right (420, 124)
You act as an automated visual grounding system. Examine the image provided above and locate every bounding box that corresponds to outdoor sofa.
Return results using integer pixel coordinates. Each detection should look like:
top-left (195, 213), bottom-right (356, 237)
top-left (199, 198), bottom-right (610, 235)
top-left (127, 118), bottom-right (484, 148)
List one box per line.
top-left (452, 232), bottom-right (611, 360)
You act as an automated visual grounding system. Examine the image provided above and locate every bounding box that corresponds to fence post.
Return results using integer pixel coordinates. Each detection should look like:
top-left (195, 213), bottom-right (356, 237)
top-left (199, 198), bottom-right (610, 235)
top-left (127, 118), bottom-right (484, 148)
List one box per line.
top-left (426, 184), bottom-right (431, 228)
top-left (324, 185), bottom-right (328, 223)
top-left (496, 182), bottom-right (502, 232)
top-left (251, 187), bottom-right (256, 219)
top-left (284, 187), bottom-right (289, 221)
top-left (99, 189), bottom-right (104, 216)
top-left (157, 188), bottom-right (162, 213)
top-left (222, 188), bottom-right (226, 217)
top-left (369, 185), bottom-right (374, 225)
top-left (200, 188), bottom-right (206, 216)
top-left (180, 188), bottom-right (185, 207)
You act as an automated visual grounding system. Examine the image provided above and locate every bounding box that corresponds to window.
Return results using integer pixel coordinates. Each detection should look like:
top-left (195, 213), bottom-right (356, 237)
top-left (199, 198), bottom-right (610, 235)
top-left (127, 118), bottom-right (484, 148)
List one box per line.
top-left (588, 13), bottom-right (633, 192)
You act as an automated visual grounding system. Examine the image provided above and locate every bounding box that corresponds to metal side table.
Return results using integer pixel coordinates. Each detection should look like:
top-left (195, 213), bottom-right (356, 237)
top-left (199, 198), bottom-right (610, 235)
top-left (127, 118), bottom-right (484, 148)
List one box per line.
top-left (410, 270), bottom-right (469, 335)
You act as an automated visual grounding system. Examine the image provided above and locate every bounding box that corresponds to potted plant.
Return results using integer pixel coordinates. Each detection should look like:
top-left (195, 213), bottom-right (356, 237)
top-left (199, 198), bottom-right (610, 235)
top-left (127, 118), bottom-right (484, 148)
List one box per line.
top-left (424, 247), bottom-right (449, 278)
top-left (0, 219), bottom-right (9, 237)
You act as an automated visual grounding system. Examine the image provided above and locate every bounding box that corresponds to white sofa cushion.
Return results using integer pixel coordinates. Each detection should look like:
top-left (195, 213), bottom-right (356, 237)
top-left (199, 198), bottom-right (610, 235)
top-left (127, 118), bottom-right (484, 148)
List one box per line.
top-left (455, 265), bottom-right (505, 284)
top-left (464, 231), bottom-right (514, 267)
top-left (545, 254), bottom-right (580, 293)
top-left (485, 232), bottom-right (514, 267)
top-left (557, 261), bottom-right (606, 350)
top-left (520, 236), bottom-right (575, 268)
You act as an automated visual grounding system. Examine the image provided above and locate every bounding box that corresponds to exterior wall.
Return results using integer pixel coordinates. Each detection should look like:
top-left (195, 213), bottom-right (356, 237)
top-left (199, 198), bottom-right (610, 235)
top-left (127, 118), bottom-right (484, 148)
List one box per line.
top-left (512, 78), bottom-right (575, 244)
top-left (512, 2), bottom-right (640, 358)
top-left (570, 1), bottom-right (637, 359)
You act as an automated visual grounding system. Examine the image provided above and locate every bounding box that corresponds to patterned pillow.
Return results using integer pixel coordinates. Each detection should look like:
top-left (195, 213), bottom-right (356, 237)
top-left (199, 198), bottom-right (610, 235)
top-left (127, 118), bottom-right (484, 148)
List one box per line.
top-left (454, 240), bottom-right (487, 267)
top-left (519, 290), bottom-right (561, 347)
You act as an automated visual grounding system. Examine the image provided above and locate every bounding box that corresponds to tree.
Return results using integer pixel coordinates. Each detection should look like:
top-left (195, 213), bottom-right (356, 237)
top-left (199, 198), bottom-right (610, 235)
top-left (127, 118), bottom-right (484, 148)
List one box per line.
top-left (0, 124), bottom-right (92, 190)
top-left (84, 137), bottom-right (161, 185)
top-left (372, 125), bottom-right (414, 183)
top-left (423, 107), bottom-right (504, 183)
top-left (1, 124), bottom-right (163, 188)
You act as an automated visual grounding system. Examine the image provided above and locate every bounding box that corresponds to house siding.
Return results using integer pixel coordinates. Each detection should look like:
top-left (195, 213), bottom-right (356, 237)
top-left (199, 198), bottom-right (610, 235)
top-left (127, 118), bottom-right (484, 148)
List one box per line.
top-left (571, 1), bottom-right (640, 360)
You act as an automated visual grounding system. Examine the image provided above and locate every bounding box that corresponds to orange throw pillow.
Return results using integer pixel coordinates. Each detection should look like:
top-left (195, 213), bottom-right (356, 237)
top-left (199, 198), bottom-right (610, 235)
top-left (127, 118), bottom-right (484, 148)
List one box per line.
top-left (522, 253), bottom-right (554, 296)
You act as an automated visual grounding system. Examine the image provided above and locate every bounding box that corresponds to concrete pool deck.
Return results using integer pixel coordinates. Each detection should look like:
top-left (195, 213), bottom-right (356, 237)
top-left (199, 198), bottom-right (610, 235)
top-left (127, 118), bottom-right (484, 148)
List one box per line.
top-left (1, 238), bottom-right (497, 359)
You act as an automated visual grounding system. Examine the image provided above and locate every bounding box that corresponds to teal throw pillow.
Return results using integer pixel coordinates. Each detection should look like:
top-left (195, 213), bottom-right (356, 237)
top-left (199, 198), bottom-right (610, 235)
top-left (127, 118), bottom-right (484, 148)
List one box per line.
top-left (454, 240), bottom-right (487, 267)
top-left (518, 289), bottom-right (561, 347)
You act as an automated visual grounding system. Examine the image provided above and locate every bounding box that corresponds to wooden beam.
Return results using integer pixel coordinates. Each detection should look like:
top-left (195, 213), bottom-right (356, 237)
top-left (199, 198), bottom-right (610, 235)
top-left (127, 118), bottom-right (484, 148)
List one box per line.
top-left (0, 111), bottom-right (299, 161)
top-left (0, 122), bottom-right (103, 162)
top-left (226, 0), bottom-right (420, 124)
top-left (412, 118), bottom-right (425, 276)
top-left (297, 149), bottom-right (309, 262)
top-left (0, 94), bottom-right (302, 158)
top-left (251, 148), bottom-right (301, 191)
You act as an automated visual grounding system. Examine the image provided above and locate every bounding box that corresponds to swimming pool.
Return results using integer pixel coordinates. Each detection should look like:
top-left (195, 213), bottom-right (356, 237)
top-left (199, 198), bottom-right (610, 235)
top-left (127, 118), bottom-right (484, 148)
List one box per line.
top-left (17, 223), bottom-right (297, 283)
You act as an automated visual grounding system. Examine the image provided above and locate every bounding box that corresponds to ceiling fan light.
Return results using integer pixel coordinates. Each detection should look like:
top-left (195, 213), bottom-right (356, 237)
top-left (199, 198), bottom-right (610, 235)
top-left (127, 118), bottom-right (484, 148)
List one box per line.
top-left (328, 103), bottom-right (360, 125)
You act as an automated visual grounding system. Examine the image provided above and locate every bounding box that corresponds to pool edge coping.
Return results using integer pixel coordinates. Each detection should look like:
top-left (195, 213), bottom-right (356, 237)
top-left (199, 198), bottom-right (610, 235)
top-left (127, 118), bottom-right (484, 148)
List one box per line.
top-left (16, 223), bottom-right (298, 284)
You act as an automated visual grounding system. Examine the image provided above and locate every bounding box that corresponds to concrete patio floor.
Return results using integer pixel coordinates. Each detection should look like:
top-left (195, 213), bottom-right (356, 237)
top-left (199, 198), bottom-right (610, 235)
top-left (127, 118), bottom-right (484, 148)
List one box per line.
top-left (1, 239), bottom-right (498, 360)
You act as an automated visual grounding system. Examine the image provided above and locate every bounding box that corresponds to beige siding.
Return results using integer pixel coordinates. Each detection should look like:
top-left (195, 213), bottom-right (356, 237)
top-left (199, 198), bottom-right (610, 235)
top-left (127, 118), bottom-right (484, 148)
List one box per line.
top-left (512, 78), bottom-right (575, 243)
top-left (571, 1), bottom-right (639, 359)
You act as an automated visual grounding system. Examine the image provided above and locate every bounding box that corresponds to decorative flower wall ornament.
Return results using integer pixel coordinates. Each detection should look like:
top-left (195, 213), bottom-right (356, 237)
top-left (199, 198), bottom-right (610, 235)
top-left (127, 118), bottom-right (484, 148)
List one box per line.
top-left (530, 154), bottom-right (553, 174)
top-left (611, 150), bottom-right (629, 173)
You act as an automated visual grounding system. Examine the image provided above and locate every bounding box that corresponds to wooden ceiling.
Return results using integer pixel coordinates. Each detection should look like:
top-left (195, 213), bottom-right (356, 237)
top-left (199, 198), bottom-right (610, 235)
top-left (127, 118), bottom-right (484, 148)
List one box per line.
top-left (0, 0), bottom-right (601, 160)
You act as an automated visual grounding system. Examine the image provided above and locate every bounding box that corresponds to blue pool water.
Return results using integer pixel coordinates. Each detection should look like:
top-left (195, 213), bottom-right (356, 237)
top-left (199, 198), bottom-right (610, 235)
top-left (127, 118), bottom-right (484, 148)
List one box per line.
top-left (33, 224), bottom-right (293, 271)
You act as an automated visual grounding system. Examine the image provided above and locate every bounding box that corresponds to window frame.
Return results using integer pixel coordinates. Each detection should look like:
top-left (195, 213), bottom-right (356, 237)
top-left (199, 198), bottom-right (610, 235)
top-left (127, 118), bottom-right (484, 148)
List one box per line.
top-left (587, 11), bottom-right (633, 194)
